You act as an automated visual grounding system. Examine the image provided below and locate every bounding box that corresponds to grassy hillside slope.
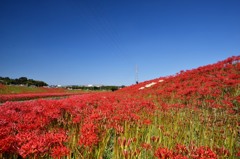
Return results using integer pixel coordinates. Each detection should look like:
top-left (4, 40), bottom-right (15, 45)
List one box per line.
top-left (117, 56), bottom-right (240, 112)
top-left (0, 56), bottom-right (239, 159)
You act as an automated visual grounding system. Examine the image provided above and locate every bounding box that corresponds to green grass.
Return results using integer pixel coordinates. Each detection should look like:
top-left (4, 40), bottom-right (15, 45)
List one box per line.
top-left (0, 85), bottom-right (47, 94)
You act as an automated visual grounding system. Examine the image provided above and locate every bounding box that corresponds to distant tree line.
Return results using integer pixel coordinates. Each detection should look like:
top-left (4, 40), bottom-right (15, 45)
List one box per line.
top-left (0, 77), bottom-right (48, 87)
top-left (67, 85), bottom-right (125, 91)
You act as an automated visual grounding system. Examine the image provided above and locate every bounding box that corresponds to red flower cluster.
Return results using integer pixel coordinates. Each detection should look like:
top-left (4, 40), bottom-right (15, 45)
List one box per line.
top-left (0, 92), bottom-right (86, 103)
top-left (78, 123), bottom-right (99, 147)
top-left (155, 144), bottom-right (217, 159)
top-left (154, 147), bottom-right (173, 159)
top-left (0, 92), bottom-right (156, 158)
top-left (191, 146), bottom-right (217, 159)
top-left (118, 56), bottom-right (240, 112)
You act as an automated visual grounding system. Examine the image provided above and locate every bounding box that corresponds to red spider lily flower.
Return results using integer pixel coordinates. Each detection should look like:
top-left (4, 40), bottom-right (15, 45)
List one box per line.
top-left (143, 119), bottom-right (152, 125)
top-left (0, 135), bottom-right (17, 153)
top-left (172, 155), bottom-right (188, 159)
top-left (72, 115), bottom-right (82, 124)
top-left (191, 146), bottom-right (217, 159)
top-left (51, 146), bottom-right (70, 159)
top-left (141, 143), bottom-right (152, 150)
top-left (174, 144), bottom-right (188, 156)
top-left (78, 123), bottom-right (99, 147)
top-left (155, 147), bottom-right (173, 159)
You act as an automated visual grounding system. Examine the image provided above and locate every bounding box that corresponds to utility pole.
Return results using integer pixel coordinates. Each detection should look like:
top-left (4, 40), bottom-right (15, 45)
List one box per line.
top-left (135, 65), bottom-right (138, 84)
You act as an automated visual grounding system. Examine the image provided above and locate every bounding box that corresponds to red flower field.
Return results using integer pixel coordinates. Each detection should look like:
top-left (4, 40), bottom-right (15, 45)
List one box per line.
top-left (0, 56), bottom-right (239, 158)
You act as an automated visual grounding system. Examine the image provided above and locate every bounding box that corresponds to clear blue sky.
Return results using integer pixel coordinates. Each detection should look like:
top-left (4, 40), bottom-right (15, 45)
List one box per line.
top-left (1, 0), bottom-right (239, 86)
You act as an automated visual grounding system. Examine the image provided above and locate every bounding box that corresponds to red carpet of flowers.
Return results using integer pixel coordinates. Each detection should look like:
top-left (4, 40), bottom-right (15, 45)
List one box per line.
top-left (0, 56), bottom-right (239, 159)
top-left (0, 93), bottom-right (81, 103)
